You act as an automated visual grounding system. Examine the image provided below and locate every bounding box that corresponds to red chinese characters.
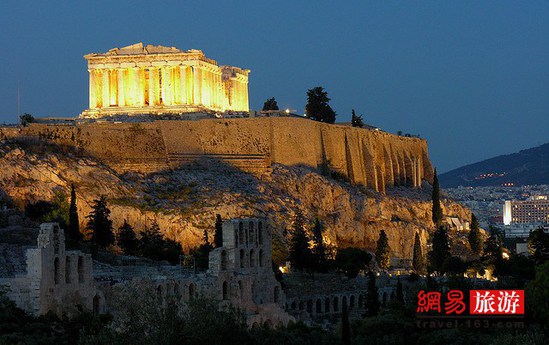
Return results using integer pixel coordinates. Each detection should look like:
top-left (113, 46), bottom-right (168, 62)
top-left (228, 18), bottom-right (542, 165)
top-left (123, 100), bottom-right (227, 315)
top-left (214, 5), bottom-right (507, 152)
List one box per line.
top-left (444, 290), bottom-right (466, 315)
top-left (470, 290), bottom-right (524, 315)
top-left (417, 290), bottom-right (441, 313)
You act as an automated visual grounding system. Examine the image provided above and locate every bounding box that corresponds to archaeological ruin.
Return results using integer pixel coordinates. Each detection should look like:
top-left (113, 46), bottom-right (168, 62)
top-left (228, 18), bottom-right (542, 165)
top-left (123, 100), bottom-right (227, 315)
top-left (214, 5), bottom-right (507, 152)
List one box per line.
top-left (80, 43), bottom-right (250, 118)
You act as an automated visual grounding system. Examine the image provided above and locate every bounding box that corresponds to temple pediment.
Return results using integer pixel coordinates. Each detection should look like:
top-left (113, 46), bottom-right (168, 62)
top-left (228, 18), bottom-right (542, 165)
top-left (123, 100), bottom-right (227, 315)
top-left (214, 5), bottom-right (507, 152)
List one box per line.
top-left (103, 42), bottom-right (183, 56)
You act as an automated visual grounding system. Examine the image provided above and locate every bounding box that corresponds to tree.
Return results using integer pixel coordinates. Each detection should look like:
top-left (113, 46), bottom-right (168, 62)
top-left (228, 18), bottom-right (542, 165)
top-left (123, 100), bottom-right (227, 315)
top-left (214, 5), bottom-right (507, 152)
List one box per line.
top-left (68, 184), bottom-right (82, 243)
top-left (351, 109), bottom-right (364, 128)
top-left (526, 262), bottom-right (549, 329)
top-left (214, 214), bottom-right (223, 248)
top-left (528, 227), bottom-right (549, 264)
top-left (335, 247), bottom-right (371, 278)
top-left (139, 219), bottom-right (165, 261)
top-left (262, 97), bottom-right (279, 111)
top-left (375, 230), bottom-right (391, 270)
top-left (441, 256), bottom-right (467, 276)
top-left (305, 86), bottom-right (336, 123)
top-left (412, 232), bottom-right (426, 274)
top-left (431, 169), bottom-right (443, 227)
top-left (19, 113), bottom-right (34, 126)
top-left (341, 298), bottom-right (351, 345)
top-left (428, 226), bottom-right (451, 274)
top-left (86, 195), bottom-right (114, 248)
top-left (311, 218), bottom-right (328, 272)
top-left (117, 220), bottom-right (139, 256)
top-left (468, 213), bottom-right (483, 255)
top-left (289, 211), bottom-right (313, 272)
top-left (366, 271), bottom-right (380, 316)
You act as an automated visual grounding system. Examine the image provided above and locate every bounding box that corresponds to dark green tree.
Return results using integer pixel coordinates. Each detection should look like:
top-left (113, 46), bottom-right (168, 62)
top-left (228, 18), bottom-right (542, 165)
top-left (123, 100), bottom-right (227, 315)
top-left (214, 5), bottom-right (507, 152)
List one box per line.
top-left (412, 232), bottom-right (426, 274)
top-left (341, 298), bottom-right (351, 345)
top-left (428, 226), bottom-right (451, 274)
top-left (86, 195), bottom-right (114, 248)
top-left (528, 227), bottom-right (549, 264)
top-left (468, 213), bottom-right (483, 255)
top-left (139, 219), bottom-right (165, 261)
top-left (431, 169), bottom-right (443, 227)
top-left (441, 256), bottom-right (467, 276)
top-left (526, 262), bottom-right (549, 329)
top-left (68, 184), bottom-right (82, 243)
top-left (305, 86), bottom-right (336, 123)
top-left (375, 230), bottom-right (391, 270)
top-left (117, 220), bottom-right (139, 256)
top-left (262, 97), bottom-right (279, 111)
top-left (366, 271), bottom-right (380, 316)
top-left (351, 109), bottom-right (364, 128)
top-left (312, 218), bottom-right (328, 272)
top-left (289, 211), bottom-right (313, 272)
top-left (335, 248), bottom-right (371, 278)
top-left (191, 229), bottom-right (213, 270)
top-left (19, 113), bottom-right (34, 126)
top-left (214, 214), bottom-right (223, 248)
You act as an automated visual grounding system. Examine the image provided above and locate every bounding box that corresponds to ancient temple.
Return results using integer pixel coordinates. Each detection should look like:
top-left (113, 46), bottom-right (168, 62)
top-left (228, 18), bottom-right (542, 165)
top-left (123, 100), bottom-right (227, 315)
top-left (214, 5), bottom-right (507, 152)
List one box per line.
top-left (80, 43), bottom-right (250, 118)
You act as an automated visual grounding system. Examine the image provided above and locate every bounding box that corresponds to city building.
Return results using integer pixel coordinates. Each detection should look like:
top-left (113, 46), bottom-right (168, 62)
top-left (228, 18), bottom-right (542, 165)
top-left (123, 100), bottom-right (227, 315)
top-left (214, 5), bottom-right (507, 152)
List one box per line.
top-left (80, 43), bottom-right (250, 118)
top-left (503, 196), bottom-right (549, 225)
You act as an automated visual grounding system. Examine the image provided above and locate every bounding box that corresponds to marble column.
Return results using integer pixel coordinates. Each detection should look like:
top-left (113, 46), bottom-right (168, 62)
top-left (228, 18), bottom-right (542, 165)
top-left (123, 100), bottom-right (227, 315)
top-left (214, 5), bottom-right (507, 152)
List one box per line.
top-left (161, 67), bottom-right (171, 105)
top-left (193, 67), bottom-right (202, 106)
top-left (89, 69), bottom-right (96, 109)
top-left (102, 69), bottom-right (110, 108)
top-left (117, 68), bottom-right (125, 107)
top-left (149, 67), bottom-right (158, 106)
top-left (179, 66), bottom-right (187, 104)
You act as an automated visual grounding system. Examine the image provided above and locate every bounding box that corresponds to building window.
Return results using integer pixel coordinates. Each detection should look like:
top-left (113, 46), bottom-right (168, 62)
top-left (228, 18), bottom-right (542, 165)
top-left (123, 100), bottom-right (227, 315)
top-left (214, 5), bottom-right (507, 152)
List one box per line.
top-left (250, 249), bottom-right (255, 267)
top-left (222, 281), bottom-right (229, 300)
top-left (65, 256), bottom-right (71, 284)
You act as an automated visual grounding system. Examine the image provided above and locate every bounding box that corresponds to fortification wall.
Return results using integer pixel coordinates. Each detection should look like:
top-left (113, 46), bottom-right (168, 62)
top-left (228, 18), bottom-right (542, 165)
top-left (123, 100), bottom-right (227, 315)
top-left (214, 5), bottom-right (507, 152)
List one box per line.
top-left (0, 118), bottom-right (433, 192)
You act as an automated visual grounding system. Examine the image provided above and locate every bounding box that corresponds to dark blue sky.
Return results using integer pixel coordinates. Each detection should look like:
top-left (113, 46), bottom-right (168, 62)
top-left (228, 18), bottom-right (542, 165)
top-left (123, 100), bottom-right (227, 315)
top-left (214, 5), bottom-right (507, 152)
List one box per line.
top-left (1, 1), bottom-right (547, 172)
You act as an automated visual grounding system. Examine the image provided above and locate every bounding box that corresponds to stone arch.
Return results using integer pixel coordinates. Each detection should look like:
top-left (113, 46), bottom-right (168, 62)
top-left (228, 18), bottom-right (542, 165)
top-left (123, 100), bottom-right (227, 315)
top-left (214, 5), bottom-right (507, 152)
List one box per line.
top-left (54, 257), bottom-right (60, 285)
top-left (307, 300), bottom-right (313, 314)
top-left (274, 286), bottom-right (280, 303)
top-left (342, 295), bottom-right (348, 309)
top-left (258, 222), bottom-right (263, 244)
top-left (222, 281), bottom-right (229, 300)
top-left (189, 283), bottom-right (196, 300)
top-left (252, 322), bottom-right (260, 329)
top-left (93, 294), bottom-right (104, 316)
top-left (238, 221), bottom-right (244, 246)
top-left (316, 299), bottom-right (322, 314)
top-left (333, 296), bottom-right (339, 312)
top-left (220, 250), bottom-right (227, 271)
top-left (250, 249), bottom-right (256, 267)
top-left (249, 221), bottom-right (255, 245)
top-left (239, 249), bottom-right (245, 268)
top-left (263, 320), bottom-right (272, 329)
top-left (258, 249), bottom-right (264, 267)
top-left (325, 298), bottom-right (330, 313)
top-left (65, 256), bottom-right (71, 284)
top-left (78, 256), bottom-right (84, 284)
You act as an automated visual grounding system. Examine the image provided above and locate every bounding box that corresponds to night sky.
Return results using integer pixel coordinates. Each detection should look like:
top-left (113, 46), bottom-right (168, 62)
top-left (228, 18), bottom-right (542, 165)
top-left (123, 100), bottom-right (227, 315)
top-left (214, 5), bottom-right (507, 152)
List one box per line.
top-left (1, 1), bottom-right (547, 172)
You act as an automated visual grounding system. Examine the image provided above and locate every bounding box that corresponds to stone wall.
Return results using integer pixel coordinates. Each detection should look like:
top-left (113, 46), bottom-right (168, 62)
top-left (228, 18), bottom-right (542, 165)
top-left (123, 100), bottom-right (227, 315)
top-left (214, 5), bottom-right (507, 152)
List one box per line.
top-left (0, 117), bottom-right (433, 193)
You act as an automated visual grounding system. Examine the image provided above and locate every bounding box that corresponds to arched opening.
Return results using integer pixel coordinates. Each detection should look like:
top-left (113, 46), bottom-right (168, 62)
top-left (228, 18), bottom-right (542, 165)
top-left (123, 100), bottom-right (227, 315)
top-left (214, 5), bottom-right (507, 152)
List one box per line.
top-left (157, 285), bottom-right (163, 300)
top-left (222, 281), bottom-right (229, 300)
top-left (258, 249), bottom-right (264, 267)
top-left (238, 222), bottom-right (244, 246)
top-left (252, 322), bottom-right (260, 329)
top-left (333, 296), bottom-right (339, 312)
top-left (325, 298), bottom-right (330, 313)
top-left (249, 221), bottom-right (255, 245)
top-left (274, 286), bottom-right (280, 303)
top-left (350, 295), bottom-right (355, 309)
top-left (342, 296), bottom-right (348, 310)
top-left (316, 299), bottom-right (322, 314)
top-left (189, 283), bottom-right (196, 300)
top-left (263, 320), bottom-right (272, 329)
top-left (250, 249), bottom-right (256, 267)
top-left (54, 257), bottom-right (60, 285)
top-left (93, 294), bottom-right (103, 315)
top-left (220, 250), bottom-right (227, 271)
top-left (239, 249), bottom-right (245, 268)
top-left (307, 300), bottom-right (313, 314)
top-left (258, 222), bottom-right (263, 244)
top-left (65, 256), bottom-right (71, 284)
top-left (78, 256), bottom-right (84, 284)
top-left (299, 301), bottom-right (304, 311)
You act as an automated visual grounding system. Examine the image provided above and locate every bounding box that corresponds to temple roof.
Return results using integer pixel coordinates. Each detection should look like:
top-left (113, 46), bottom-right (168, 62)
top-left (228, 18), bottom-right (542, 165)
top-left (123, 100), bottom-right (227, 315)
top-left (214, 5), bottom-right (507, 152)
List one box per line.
top-left (86, 43), bottom-right (201, 58)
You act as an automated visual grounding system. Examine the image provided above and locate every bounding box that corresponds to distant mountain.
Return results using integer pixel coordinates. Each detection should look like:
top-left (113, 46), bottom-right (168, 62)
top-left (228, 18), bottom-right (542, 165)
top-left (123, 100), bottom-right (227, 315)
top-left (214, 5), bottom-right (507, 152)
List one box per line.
top-left (440, 143), bottom-right (549, 187)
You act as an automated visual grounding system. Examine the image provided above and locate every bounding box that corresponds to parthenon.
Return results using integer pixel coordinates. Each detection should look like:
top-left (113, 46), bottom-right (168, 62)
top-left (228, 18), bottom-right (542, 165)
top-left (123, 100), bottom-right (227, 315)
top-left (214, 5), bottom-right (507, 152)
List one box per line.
top-left (80, 43), bottom-right (250, 118)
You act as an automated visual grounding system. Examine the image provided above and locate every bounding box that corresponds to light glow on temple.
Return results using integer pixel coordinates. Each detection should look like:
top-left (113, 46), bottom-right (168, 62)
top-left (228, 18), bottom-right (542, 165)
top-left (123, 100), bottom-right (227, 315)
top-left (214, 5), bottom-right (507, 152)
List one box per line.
top-left (80, 43), bottom-right (250, 118)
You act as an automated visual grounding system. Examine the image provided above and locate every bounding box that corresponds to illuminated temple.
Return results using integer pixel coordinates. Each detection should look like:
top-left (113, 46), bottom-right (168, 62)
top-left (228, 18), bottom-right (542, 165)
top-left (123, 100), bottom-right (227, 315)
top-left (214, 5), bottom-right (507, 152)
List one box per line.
top-left (80, 43), bottom-right (250, 118)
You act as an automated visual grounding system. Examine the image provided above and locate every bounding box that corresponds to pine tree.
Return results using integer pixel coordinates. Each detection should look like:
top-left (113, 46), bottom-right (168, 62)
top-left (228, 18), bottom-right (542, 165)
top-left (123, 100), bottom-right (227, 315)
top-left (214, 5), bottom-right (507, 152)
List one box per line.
top-left (312, 218), bottom-right (328, 272)
top-left (214, 214), bottom-right (223, 248)
top-left (86, 195), bottom-right (114, 248)
top-left (468, 213), bottom-right (483, 255)
top-left (366, 271), bottom-right (380, 316)
top-left (375, 230), bottom-right (391, 270)
top-left (305, 87), bottom-right (336, 123)
top-left (139, 219), bottom-right (165, 261)
top-left (351, 109), bottom-right (365, 128)
top-left (262, 97), bottom-right (279, 111)
top-left (428, 226), bottom-right (451, 274)
top-left (117, 219), bottom-right (139, 255)
top-left (67, 184), bottom-right (82, 243)
top-left (341, 298), bottom-right (351, 345)
top-left (412, 232), bottom-right (426, 274)
top-left (431, 169), bottom-right (443, 227)
top-left (289, 211), bottom-right (313, 272)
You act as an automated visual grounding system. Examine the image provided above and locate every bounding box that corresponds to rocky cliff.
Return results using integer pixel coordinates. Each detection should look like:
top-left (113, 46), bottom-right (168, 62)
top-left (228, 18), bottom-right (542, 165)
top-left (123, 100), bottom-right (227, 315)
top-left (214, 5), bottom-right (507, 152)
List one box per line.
top-left (0, 136), bottom-right (469, 259)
